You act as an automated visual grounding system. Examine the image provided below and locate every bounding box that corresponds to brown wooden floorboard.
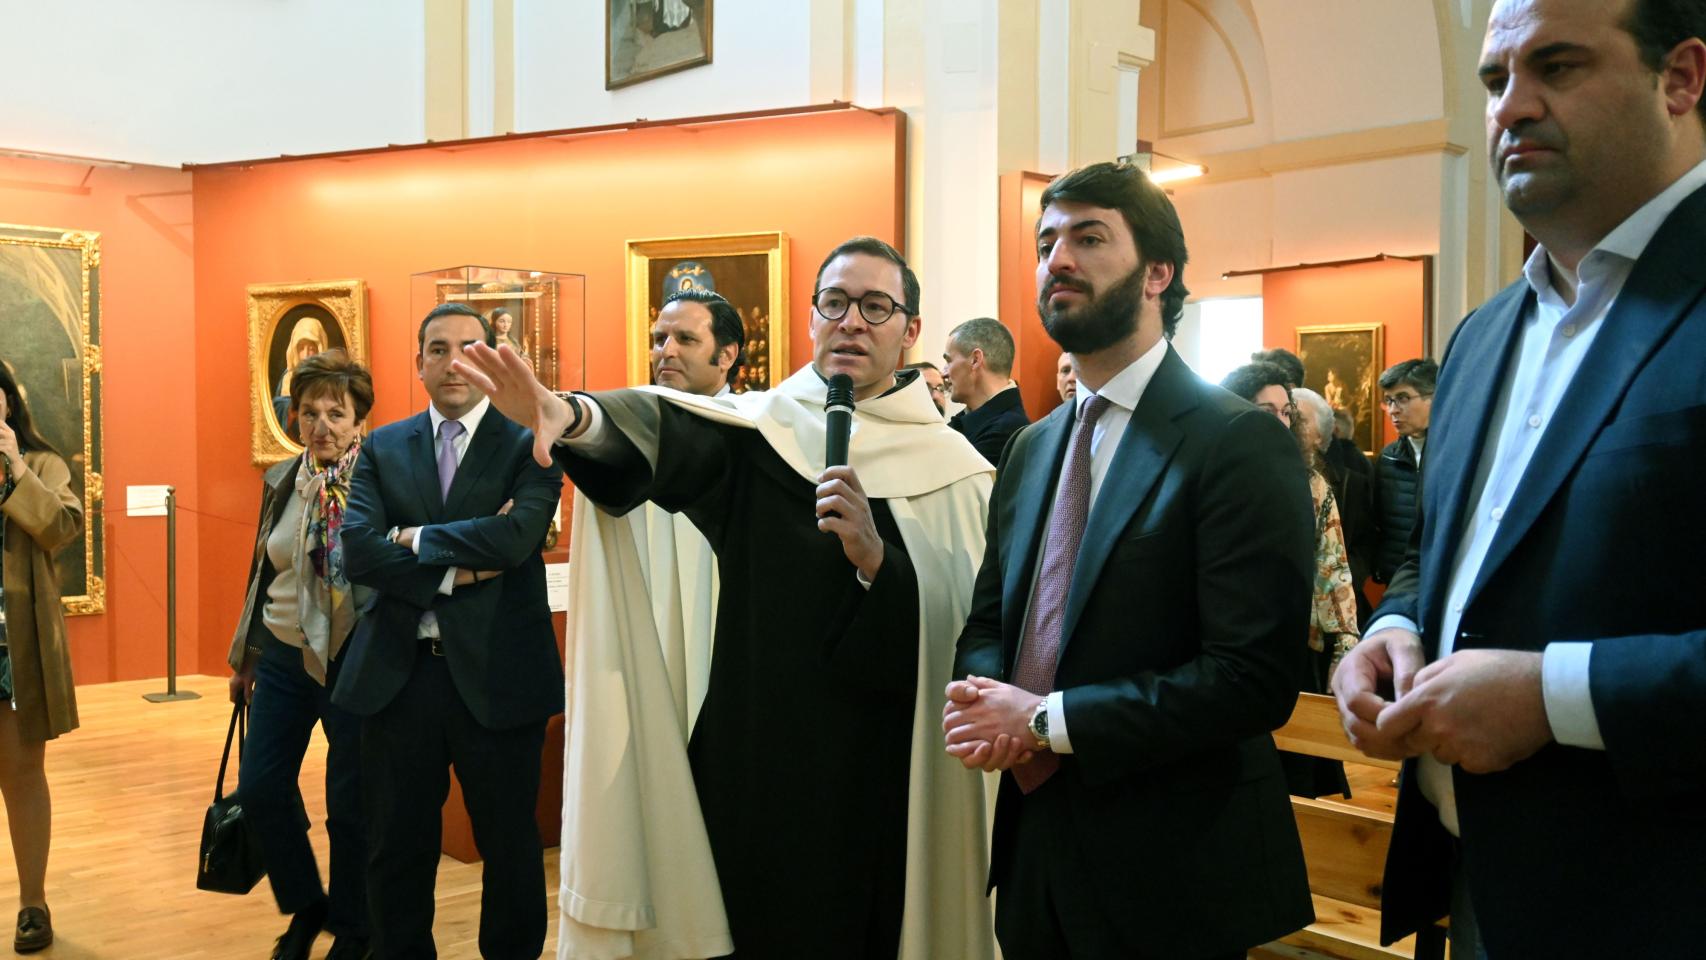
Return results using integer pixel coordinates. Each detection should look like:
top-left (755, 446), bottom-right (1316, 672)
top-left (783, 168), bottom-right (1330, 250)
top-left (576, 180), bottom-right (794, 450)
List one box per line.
top-left (0, 676), bottom-right (560, 959)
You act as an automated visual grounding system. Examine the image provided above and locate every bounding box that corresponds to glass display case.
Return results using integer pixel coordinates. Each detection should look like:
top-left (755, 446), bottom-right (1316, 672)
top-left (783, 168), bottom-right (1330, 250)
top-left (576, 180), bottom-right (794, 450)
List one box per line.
top-left (409, 265), bottom-right (587, 407)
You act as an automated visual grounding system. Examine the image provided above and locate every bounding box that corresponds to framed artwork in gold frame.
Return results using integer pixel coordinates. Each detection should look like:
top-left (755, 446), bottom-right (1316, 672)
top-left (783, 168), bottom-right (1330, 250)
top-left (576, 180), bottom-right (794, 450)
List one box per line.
top-left (1296, 322), bottom-right (1386, 456)
top-left (247, 280), bottom-right (369, 467)
top-left (625, 232), bottom-right (788, 392)
top-left (0, 223), bottom-right (105, 615)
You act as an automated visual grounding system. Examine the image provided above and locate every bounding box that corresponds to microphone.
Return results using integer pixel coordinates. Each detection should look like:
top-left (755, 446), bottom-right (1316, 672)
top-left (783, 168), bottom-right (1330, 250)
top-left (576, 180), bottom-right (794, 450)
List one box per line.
top-left (825, 373), bottom-right (855, 468)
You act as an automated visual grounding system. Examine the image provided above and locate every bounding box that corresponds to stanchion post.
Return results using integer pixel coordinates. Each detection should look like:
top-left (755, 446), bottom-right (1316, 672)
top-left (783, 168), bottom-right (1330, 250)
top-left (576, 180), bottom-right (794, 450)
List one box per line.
top-left (144, 486), bottom-right (199, 703)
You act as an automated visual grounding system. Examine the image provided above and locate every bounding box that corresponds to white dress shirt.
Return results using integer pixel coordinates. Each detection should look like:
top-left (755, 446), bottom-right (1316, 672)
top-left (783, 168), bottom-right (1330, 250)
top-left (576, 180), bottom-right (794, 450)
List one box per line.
top-left (1039, 337), bottom-right (1169, 753)
top-left (415, 397), bottom-right (491, 638)
top-left (1367, 158), bottom-right (1706, 835)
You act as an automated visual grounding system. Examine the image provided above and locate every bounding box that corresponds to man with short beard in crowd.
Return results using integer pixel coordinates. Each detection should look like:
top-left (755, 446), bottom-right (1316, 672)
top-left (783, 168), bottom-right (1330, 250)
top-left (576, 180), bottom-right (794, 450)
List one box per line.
top-left (943, 160), bottom-right (1313, 960)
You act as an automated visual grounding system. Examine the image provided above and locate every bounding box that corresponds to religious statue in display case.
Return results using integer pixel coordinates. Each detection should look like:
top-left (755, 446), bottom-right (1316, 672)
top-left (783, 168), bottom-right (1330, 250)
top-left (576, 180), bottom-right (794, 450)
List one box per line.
top-left (413, 266), bottom-right (586, 397)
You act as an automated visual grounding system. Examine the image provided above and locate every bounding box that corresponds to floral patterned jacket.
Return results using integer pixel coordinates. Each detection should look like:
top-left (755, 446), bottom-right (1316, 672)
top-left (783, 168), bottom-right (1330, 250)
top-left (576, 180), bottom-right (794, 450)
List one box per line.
top-left (1309, 469), bottom-right (1360, 665)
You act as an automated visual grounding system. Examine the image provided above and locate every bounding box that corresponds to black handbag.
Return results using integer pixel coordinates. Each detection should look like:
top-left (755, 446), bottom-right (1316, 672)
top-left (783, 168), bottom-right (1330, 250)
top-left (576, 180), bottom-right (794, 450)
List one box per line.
top-left (196, 701), bottom-right (266, 894)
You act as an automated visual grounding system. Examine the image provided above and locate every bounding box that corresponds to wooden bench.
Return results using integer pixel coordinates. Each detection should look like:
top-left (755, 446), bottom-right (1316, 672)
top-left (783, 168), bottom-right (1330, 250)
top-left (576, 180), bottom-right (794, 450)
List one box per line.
top-left (1255, 693), bottom-right (1446, 960)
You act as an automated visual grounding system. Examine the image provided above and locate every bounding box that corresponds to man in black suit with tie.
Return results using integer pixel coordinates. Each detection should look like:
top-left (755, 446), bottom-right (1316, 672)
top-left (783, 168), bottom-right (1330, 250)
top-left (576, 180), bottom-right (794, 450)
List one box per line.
top-left (1334, 2), bottom-right (1706, 956)
top-left (337, 303), bottom-right (564, 959)
top-left (942, 161), bottom-right (1315, 959)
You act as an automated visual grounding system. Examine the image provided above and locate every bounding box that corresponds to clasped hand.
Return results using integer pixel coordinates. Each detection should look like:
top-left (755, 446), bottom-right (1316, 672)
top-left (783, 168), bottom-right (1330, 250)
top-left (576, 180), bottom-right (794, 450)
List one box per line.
top-left (941, 677), bottom-right (1044, 773)
top-left (1331, 628), bottom-right (1552, 774)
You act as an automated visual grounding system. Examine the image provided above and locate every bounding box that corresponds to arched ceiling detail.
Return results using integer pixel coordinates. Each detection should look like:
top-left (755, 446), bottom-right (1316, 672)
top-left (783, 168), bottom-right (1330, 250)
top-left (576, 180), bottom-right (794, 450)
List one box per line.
top-left (1158, 0), bottom-right (1255, 138)
top-left (1151, 0), bottom-right (1273, 153)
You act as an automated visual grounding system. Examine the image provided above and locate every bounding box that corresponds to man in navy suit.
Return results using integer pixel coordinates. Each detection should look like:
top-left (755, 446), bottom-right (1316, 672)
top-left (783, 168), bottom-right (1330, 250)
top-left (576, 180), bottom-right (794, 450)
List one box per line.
top-left (337, 303), bottom-right (564, 959)
top-left (1333, 1), bottom-right (1706, 956)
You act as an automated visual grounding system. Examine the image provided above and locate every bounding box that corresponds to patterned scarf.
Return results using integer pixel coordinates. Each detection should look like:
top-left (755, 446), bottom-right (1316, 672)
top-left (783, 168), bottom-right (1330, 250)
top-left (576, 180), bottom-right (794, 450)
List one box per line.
top-left (304, 437), bottom-right (361, 597)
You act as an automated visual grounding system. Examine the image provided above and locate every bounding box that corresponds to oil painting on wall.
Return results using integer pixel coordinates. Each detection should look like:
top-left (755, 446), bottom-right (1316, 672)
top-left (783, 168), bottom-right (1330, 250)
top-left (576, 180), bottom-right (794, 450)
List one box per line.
top-left (1297, 323), bottom-right (1385, 455)
top-left (0, 223), bottom-right (104, 614)
top-left (247, 280), bottom-right (368, 466)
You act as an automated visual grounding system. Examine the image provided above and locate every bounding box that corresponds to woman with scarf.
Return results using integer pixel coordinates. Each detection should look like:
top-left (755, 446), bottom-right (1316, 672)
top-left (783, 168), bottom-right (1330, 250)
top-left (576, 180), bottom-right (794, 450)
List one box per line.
top-left (228, 350), bottom-right (374, 960)
top-left (0, 361), bottom-right (82, 954)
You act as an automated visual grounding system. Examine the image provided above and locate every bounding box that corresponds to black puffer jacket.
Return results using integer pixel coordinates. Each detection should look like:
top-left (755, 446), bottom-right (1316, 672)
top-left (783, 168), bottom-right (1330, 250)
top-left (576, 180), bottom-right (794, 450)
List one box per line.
top-left (1371, 435), bottom-right (1422, 583)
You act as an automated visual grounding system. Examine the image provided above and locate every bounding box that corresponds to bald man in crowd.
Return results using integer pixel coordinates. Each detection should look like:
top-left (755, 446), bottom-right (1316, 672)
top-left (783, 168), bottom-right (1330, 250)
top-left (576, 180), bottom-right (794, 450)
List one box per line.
top-left (1055, 351), bottom-right (1078, 405)
top-left (942, 317), bottom-right (1031, 464)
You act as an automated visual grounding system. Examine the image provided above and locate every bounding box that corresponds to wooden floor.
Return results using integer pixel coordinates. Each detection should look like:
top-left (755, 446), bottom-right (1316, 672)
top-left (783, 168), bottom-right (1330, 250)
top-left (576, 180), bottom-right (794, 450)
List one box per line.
top-left (0, 676), bottom-right (560, 959)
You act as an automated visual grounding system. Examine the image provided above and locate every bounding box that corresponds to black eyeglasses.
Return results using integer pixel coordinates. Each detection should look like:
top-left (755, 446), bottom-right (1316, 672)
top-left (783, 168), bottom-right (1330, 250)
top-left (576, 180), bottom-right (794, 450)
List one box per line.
top-left (813, 287), bottom-right (912, 325)
top-left (1381, 392), bottom-right (1433, 410)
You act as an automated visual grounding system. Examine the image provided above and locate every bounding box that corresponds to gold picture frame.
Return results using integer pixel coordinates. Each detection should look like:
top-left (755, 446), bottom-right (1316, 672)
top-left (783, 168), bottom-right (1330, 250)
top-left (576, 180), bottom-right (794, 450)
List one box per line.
top-left (606, 0), bottom-right (713, 90)
top-left (625, 232), bottom-right (788, 391)
top-left (0, 223), bottom-right (105, 615)
top-left (247, 280), bottom-right (370, 467)
top-left (1296, 322), bottom-right (1386, 456)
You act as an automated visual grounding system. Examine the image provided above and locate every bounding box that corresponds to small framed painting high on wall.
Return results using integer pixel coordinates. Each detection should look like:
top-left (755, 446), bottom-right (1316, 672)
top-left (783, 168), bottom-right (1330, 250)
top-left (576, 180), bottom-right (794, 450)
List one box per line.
top-left (607, 0), bottom-right (712, 89)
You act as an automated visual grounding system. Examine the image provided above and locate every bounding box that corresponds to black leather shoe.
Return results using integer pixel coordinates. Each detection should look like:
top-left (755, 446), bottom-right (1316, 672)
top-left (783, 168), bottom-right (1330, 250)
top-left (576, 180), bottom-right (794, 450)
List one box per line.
top-left (325, 935), bottom-right (372, 960)
top-left (14, 907), bottom-right (51, 954)
top-left (270, 902), bottom-right (326, 960)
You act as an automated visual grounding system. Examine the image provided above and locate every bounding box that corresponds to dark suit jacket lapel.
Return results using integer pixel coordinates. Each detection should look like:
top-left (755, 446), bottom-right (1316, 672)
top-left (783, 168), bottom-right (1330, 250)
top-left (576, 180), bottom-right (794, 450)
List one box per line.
top-left (1469, 187), bottom-right (1706, 605)
top-left (444, 412), bottom-right (508, 517)
top-left (1002, 405), bottom-right (1072, 664)
top-left (1416, 283), bottom-right (1528, 649)
top-left (409, 412), bottom-right (445, 522)
top-left (1059, 347), bottom-right (1189, 649)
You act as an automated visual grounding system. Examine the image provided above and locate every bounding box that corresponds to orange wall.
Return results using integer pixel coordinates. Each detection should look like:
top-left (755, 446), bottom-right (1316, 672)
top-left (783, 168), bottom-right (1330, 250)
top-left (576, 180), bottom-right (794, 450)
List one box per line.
top-left (999, 171), bottom-right (1060, 421)
top-left (190, 109), bottom-right (906, 675)
top-left (0, 157), bottom-right (199, 684)
top-left (1262, 258), bottom-right (1430, 450)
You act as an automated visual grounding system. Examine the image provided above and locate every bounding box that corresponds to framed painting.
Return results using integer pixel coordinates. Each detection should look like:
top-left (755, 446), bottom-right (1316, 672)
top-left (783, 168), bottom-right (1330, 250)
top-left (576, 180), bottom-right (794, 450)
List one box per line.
top-left (625, 232), bottom-right (788, 392)
top-left (607, 0), bottom-right (713, 89)
top-left (1296, 323), bottom-right (1385, 456)
top-left (247, 280), bottom-right (369, 467)
top-left (0, 223), bottom-right (105, 615)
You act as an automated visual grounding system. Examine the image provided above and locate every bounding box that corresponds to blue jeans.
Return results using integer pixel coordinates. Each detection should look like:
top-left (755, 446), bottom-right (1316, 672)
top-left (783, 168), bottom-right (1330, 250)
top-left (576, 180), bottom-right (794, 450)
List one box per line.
top-left (238, 635), bottom-right (368, 938)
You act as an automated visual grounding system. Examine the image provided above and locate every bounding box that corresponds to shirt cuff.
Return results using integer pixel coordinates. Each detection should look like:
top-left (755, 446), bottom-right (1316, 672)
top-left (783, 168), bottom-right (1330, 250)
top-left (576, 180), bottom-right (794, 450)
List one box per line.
top-left (1046, 691), bottom-right (1072, 754)
top-left (410, 528), bottom-right (424, 555)
top-left (1542, 642), bottom-right (1604, 749)
top-left (437, 567), bottom-right (457, 596)
top-left (1364, 614), bottom-right (1420, 638)
top-left (554, 395), bottom-right (608, 448)
top-left (855, 568), bottom-right (873, 591)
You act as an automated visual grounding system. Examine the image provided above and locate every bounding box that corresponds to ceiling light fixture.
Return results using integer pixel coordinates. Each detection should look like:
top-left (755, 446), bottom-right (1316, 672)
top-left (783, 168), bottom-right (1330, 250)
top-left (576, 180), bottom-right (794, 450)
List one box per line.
top-left (1122, 142), bottom-right (1206, 185)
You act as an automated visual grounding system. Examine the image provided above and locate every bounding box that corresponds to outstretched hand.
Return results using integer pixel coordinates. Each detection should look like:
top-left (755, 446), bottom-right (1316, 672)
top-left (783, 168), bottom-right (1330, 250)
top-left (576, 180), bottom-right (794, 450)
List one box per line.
top-left (453, 342), bottom-right (574, 467)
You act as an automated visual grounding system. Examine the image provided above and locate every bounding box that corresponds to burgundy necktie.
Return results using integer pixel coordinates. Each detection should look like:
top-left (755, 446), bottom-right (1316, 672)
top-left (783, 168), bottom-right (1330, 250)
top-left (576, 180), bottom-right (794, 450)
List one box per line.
top-left (437, 419), bottom-right (465, 502)
top-left (1011, 394), bottom-right (1111, 793)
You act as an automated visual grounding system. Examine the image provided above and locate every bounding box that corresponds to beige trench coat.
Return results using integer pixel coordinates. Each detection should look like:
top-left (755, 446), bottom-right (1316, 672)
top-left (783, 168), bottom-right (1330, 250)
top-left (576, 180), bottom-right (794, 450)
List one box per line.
top-left (2, 450), bottom-right (83, 742)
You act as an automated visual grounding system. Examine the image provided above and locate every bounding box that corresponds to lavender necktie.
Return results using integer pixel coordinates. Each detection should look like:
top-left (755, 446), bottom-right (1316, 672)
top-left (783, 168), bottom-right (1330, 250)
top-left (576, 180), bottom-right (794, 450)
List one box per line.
top-left (1011, 393), bottom-right (1111, 793)
top-left (437, 419), bottom-right (465, 502)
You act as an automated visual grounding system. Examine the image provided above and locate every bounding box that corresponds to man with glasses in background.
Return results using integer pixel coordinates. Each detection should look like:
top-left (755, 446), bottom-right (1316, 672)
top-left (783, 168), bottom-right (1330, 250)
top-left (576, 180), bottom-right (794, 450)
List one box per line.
top-left (1371, 358), bottom-right (1436, 586)
top-left (455, 236), bottom-right (997, 960)
top-left (903, 360), bottom-right (950, 416)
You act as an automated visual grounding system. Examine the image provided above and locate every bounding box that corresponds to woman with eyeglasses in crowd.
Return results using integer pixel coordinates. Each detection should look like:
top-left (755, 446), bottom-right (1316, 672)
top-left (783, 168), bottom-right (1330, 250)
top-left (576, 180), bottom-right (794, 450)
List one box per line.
top-left (1221, 360), bottom-right (1359, 799)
